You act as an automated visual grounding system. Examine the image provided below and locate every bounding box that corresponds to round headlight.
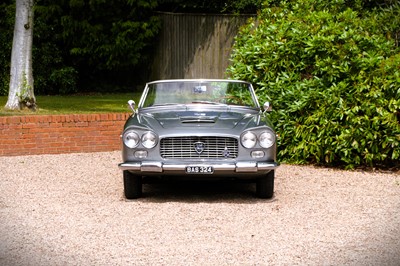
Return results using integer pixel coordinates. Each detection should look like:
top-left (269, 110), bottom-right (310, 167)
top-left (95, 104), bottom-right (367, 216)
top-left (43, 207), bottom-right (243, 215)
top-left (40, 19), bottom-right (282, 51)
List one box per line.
top-left (259, 131), bottom-right (275, 148)
top-left (141, 131), bottom-right (158, 149)
top-left (241, 131), bottom-right (257, 148)
top-left (123, 131), bottom-right (140, 148)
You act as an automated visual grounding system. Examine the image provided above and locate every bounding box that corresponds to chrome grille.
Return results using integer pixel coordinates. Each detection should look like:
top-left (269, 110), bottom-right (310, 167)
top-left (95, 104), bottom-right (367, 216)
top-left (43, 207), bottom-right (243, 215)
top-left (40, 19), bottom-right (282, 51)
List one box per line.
top-left (160, 137), bottom-right (238, 159)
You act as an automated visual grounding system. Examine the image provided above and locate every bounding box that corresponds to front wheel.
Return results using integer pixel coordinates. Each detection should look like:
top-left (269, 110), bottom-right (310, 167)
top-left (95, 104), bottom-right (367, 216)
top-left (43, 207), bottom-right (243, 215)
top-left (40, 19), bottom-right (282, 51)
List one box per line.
top-left (123, 171), bottom-right (142, 199)
top-left (256, 170), bottom-right (274, 199)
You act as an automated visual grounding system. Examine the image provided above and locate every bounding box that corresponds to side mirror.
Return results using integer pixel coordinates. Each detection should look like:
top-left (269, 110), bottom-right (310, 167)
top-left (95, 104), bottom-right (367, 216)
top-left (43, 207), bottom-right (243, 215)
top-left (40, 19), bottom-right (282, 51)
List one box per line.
top-left (128, 100), bottom-right (136, 113)
top-left (263, 102), bottom-right (273, 112)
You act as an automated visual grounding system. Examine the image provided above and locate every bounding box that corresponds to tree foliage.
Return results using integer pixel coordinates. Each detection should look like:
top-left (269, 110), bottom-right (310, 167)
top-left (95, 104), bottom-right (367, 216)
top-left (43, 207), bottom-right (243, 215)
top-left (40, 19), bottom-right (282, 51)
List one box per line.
top-left (157, 0), bottom-right (262, 14)
top-left (0, 0), bottom-right (260, 96)
top-left (228, 0), bottom-right (400, 169)
top-left (33, 1), bottom-right (77, 95)
top-left (0, 0), bottom-right (161, 95)
top-left (59, 0), bottom-right (160, 92)
top-left (0, 0), bottom-right (14, 96)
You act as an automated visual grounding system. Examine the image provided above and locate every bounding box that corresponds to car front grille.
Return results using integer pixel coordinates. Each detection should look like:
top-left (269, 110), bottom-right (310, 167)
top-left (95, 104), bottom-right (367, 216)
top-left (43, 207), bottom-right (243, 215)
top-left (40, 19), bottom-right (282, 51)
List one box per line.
top-left (160, 136), bottom-right (238, 159)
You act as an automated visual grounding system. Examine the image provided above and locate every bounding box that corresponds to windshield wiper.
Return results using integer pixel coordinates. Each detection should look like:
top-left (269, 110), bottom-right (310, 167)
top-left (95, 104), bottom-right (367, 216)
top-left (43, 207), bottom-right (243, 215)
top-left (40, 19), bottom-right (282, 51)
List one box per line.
top-left (191, 101), bottom-right (228, 106)
top-left (151, 103), bottom-right (185, 107)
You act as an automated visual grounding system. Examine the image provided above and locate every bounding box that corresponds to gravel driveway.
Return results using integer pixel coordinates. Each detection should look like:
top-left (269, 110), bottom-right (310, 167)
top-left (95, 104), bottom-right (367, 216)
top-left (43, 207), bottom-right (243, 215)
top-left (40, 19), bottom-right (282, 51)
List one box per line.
top-left (1, 151), bottom-right (399, 265)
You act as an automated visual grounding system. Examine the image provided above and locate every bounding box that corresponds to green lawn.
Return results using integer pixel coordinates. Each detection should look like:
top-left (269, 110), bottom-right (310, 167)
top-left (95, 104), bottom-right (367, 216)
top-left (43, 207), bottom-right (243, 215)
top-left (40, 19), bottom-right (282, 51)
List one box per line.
top-left (0, 93), bottom-right (141, 116)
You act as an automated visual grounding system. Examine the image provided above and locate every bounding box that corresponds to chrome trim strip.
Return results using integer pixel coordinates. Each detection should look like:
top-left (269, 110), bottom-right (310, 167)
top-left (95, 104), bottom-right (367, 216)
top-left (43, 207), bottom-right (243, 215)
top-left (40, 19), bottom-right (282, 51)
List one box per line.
top-left (235, 162), bottom-right (257, 172)
top-left (141, 162), bottom-right (163, 172)
top-left (119, 162), bottom-right (278, 172)
top-left (257, 162), bottom-right (280, 170)
top-left (118, 162), bottom-right (141, 171)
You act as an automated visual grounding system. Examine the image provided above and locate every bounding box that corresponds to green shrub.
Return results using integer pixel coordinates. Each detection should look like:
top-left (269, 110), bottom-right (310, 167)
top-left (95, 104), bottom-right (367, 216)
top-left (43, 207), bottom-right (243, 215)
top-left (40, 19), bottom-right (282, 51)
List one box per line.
top-left (49, 67), bottom-right (78, 95)
top-left (228, 0), bottom-right (400, 169)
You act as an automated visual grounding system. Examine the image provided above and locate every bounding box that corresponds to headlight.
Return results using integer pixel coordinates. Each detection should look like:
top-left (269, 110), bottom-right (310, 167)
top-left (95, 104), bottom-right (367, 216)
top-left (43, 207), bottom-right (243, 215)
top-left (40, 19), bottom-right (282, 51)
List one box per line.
top-left (141, 131), bottom-right (158, 149)
top-left (259, 131), bottom-right (275, 148)
top-left (241, 131), bottom-right (257, 148)
top-left (123, 130), bottom-right (140, 148)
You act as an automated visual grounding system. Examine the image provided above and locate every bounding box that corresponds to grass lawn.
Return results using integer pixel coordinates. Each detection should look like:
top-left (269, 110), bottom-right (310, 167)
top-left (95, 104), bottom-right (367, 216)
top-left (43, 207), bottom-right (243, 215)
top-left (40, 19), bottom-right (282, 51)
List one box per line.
top-left (0, 93), bottom-right (141, 116)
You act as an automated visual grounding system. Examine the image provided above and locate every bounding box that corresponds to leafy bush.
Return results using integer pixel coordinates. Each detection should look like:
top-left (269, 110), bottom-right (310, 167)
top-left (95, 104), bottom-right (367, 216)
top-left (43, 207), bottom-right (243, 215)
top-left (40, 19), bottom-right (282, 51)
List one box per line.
top-left (228, 0), bottom-right (400, 169)
top-left (49, 67), bottom-right (78, 95)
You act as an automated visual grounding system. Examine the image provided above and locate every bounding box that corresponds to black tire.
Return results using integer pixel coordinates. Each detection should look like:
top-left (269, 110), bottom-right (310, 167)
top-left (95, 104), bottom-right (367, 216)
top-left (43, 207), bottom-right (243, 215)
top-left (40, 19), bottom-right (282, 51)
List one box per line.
top-left (123, 170), bottom-right (142, 199)
top-left (256, 170), bottom-right (274, 199)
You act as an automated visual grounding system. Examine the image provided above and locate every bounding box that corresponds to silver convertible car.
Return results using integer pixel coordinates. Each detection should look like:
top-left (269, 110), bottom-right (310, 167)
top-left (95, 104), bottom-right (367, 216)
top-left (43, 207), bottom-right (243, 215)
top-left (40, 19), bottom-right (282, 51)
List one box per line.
top-left (118, 79), bottom-right (279, 199)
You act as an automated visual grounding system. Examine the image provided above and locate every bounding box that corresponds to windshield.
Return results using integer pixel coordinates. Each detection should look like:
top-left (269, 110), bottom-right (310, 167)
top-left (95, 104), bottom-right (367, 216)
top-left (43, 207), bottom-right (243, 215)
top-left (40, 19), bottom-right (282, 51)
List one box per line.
top-left (140, 80), bottom-right (259, 108)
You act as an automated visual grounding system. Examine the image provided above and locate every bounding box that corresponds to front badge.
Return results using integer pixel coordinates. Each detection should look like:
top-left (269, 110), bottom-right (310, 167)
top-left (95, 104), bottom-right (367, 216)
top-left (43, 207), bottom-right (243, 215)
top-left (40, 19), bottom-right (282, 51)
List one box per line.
top-left (194, 141), bottom-right (206, 154)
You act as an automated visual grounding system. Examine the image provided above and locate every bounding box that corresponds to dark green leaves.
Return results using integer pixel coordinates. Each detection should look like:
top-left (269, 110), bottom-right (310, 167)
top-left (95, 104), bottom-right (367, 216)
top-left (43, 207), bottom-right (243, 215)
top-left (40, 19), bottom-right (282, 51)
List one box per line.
top-left (228, 0), bottom-right (400, 169)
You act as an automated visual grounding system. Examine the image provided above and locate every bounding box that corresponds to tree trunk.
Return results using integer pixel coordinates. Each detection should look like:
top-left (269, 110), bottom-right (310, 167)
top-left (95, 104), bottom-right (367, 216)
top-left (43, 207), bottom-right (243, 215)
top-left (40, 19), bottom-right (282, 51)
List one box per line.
top-left (5, 0), bottom-right (36, 111)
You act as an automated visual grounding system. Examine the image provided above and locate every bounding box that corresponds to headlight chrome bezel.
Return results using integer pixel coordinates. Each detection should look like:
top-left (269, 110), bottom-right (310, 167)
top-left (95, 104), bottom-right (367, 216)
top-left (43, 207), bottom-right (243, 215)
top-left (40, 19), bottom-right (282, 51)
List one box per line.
top-left (241, 129), bottom-right (276, 149)
top-left (241, 131), bottom-right (257, 149)
top-left (123, 129), bottom-right (158, 149)
top-left (141, 131), bottom-right (158, 149)
top-left (259, 130), bottom-right (276, 149)
top-left (123, 131), bottom-right (140, 148)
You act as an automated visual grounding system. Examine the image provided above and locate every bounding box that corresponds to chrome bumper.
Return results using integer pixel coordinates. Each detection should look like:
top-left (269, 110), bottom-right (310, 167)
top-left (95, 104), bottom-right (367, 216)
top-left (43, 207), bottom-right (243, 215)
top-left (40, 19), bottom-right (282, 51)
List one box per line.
top-left (118, 161), bottom-right (279, 173)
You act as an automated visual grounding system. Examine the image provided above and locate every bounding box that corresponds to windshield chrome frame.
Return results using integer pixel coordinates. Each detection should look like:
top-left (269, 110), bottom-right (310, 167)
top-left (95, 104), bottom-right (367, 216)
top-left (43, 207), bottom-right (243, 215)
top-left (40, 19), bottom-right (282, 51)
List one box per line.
top-left (137, 79), bottom-right (260, 109)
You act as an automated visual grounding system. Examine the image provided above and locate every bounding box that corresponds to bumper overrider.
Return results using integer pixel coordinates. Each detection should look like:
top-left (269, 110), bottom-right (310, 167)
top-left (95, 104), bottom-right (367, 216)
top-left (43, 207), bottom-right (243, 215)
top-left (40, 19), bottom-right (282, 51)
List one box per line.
top-left (118, 161), bottom-right (279, 173)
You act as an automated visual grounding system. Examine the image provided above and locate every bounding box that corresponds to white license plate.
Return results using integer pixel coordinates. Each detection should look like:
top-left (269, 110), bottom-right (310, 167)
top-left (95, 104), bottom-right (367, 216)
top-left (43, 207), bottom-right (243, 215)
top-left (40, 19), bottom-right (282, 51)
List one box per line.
top-left (185, 166), bottom-right (214, 174)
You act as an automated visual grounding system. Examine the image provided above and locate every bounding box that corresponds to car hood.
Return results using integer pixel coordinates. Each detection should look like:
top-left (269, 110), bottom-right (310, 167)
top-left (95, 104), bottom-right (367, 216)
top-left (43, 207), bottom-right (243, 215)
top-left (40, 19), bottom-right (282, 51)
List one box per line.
top-left (138, 109), bottom-right (262, 131)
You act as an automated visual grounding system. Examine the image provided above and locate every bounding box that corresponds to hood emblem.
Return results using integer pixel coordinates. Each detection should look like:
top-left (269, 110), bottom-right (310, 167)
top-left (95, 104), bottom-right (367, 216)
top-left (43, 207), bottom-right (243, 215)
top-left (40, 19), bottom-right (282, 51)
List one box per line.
top-left (194, 142), bottom-right (206, 154)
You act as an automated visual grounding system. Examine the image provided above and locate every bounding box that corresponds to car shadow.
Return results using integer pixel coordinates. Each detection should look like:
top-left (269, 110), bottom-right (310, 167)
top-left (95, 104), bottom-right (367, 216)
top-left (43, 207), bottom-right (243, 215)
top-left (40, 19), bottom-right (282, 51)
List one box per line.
top-left (132, 179), bottom-right (276, 203)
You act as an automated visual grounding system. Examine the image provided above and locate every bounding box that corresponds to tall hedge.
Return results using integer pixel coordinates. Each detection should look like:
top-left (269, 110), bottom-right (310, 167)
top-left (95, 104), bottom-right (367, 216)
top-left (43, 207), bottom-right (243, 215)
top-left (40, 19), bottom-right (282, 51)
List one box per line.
top-left (228, 0), bottom-right (400, 169)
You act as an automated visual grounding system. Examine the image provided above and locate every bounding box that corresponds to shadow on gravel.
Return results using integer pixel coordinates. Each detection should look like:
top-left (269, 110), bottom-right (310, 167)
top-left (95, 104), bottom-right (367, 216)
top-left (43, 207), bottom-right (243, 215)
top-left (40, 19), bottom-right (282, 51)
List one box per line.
top-left (131, 179), bottom-right (276, 204)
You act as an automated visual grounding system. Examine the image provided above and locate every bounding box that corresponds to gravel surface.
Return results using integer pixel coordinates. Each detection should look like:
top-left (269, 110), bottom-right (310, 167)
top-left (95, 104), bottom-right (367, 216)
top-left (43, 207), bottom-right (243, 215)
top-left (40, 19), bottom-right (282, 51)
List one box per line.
top-left (0, 151), bottom-right (399, 266)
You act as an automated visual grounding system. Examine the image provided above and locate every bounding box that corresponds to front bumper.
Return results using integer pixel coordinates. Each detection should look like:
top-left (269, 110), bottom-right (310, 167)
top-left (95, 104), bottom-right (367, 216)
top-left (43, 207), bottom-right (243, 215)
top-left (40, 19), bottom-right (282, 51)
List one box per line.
top-left (118, 161), bottom-right (279, 173)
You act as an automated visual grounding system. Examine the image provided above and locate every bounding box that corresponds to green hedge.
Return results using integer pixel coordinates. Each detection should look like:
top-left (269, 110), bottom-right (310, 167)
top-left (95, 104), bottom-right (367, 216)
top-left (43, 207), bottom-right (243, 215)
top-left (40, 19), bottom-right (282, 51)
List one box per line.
top-left (228, 0), bottom-right (400, 169)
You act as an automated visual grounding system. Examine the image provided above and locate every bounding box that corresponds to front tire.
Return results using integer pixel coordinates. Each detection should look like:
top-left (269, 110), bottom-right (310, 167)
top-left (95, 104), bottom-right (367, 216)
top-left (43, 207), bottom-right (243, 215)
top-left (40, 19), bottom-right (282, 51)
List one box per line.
top-left (256, 170), bottom-right (274, 199)
top-left (123, 170), bottom-right (142, 199)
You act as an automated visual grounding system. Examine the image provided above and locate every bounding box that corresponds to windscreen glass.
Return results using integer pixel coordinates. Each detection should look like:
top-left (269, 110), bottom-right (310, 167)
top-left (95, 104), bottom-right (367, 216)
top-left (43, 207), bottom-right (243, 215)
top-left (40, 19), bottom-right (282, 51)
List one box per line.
top-left (142, 81), bottom-right (258, 108)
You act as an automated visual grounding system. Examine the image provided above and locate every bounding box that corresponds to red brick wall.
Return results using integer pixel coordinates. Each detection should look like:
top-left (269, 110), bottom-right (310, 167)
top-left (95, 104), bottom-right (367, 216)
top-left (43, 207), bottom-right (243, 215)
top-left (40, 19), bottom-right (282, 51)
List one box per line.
top-left (0, 113), bottom-right (131, 156)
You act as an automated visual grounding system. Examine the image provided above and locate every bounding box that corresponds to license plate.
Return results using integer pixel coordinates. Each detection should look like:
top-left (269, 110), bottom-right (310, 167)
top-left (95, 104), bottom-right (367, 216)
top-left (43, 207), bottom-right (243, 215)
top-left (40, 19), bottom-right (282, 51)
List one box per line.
top-left (185, 166), bottom-right (214, 174)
